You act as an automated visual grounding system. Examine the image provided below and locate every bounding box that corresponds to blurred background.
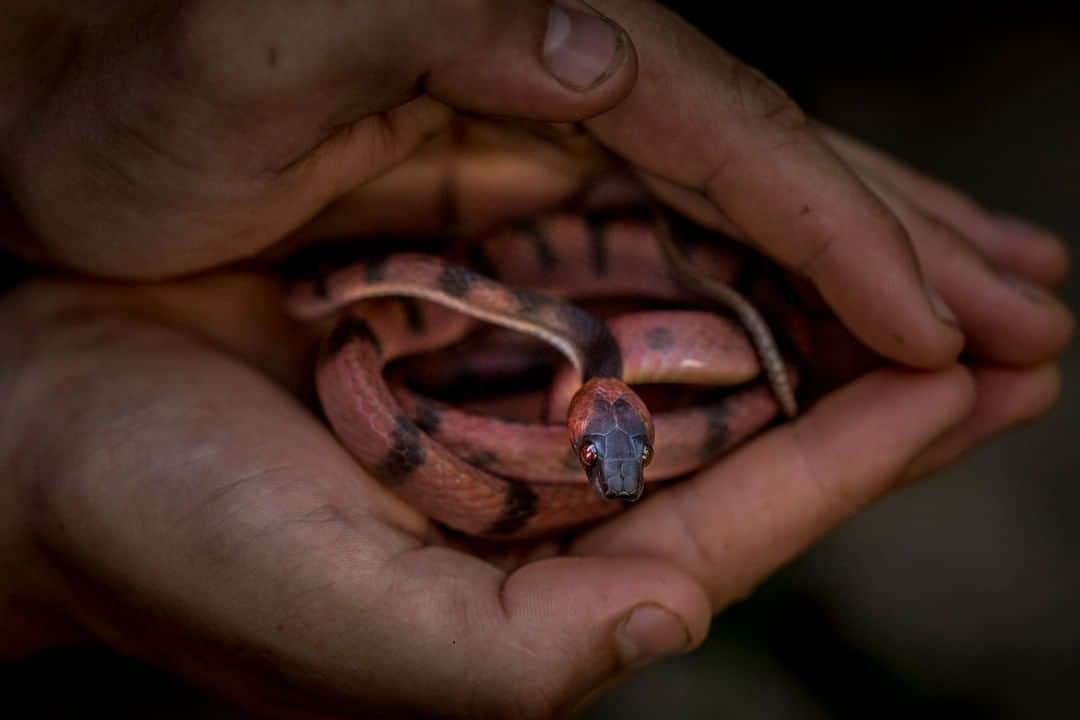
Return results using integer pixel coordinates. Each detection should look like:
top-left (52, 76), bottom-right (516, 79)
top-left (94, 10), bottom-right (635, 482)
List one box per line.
top-left (4, 2), bottom-right (1077, 717)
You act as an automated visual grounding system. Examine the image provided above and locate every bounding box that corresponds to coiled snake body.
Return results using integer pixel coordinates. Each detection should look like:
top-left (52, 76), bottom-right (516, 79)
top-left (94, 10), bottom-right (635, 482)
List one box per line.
top-left (287, 212), bottom-right (798, 539)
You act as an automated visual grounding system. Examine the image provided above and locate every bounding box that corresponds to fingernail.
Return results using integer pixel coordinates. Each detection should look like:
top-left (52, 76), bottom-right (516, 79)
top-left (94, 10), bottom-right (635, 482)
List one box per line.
top-left (923, 279), bottom-right (959, 328)
top-left (1000, 271), bottom-right (1056, 305)
top-left (615, 603), bottom-right (691, 667)
top-left (543, 3), bottom-right (625, 91)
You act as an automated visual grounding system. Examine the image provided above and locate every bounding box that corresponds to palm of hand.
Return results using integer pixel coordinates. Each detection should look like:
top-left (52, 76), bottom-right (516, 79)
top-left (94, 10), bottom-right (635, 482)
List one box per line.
top-left (3, 258), bottom-right (978, 719)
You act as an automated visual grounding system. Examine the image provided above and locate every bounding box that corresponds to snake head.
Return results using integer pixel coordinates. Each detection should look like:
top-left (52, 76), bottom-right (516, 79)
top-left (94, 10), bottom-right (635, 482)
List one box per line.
top-left (577, 435), bottom-right (652, 500)
top-left (568, 379), bottom-right (655, 502)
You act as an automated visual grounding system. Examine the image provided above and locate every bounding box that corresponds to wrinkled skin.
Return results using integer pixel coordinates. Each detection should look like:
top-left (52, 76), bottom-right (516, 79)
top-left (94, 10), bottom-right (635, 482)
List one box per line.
top-left (5, 0), bottom-right (986, 373)
top-left (0, 0), bottom-right (1073, 716)
top-left (0, 123), bottom-right (1070, 714)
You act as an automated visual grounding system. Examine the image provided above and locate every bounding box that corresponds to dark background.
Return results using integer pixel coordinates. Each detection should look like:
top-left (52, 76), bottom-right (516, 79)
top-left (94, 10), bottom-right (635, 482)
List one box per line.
top-left (4, 2), bottom-right (1078, 717)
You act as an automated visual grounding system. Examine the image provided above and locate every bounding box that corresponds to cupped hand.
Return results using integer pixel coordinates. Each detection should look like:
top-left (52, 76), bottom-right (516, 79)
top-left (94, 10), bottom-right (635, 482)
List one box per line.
top-left (0, 191), bottom-right (1068, 718)
top-left (289, 112), bottom-right (1074, 472)
top-left (3, 0), bottom-right (1042, 375)
top-left (0, 277), bottom-right (708, 718)
top-left (0, 275), bottom-right (965, 720)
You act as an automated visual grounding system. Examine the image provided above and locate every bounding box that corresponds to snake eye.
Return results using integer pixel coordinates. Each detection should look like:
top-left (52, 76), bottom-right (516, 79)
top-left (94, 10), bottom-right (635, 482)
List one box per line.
top-left (579, 441), bottom-right (599, 468)
top-left (641, 444), bottom-right (654, 467)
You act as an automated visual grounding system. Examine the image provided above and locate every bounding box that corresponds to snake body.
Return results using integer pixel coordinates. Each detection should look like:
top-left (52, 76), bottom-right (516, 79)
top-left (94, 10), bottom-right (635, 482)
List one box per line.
top-left (393, 310), bottom-right (782, 486)
top-left (288, 212), bottom-right (797, 539)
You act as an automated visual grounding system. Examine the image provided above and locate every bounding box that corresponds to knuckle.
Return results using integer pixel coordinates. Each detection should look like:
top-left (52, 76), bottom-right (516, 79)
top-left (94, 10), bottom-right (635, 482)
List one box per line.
top-left (785, 428), bottom-right (864, 522)
top-left (915, 208), bottom-right (999, 277)
top-left (794, 230), bottom-right (836, 277)
top-left (668, 487), bottom-right (724, 580)
top-left (728, 61), bottom-right (808, 135)
top-left (798, 200), bottom-right (907, 278)
top-left (418, 0), bottom-right (511, 56)
top-left (918, 206), bottom-right (969, 249)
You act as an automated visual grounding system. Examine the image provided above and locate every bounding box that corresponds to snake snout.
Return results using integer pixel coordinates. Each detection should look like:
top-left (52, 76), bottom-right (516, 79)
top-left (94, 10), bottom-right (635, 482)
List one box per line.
top-left (594, 459), bottom-right (645, 501)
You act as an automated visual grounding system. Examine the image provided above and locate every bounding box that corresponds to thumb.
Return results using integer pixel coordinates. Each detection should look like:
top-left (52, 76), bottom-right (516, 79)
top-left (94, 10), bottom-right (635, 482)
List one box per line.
top-left (423, 0), bottom-right (636, 117)
top-left (480, 556), bottom-right (710, 717)
top-left (229, 0), bottom-right (637, 223)
top-left (217, 0), bottom-right (637, 121)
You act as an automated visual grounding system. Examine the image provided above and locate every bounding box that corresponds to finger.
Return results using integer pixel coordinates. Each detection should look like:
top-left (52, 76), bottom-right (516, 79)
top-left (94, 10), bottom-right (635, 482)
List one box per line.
top-left (175, 0), bottom-right (637, 265)
top-left (817, 122), bottom-right (1071, 288)
top-left (180, 0), bottom-right (636, 118)
top-left (861, 174), bottom-right (1075, 366)
top-left (6, 1), bottom-right (640, 280)
top-left (579, 0), bottom-right (963, 369)
top-left (289, 119), bottom-right (610, 245)
top-left (428, 0), bottom-right (637, 113)
top-left (307, 0), bottom-right (640, 192)
top-left (368, 551), bottom-right (711, 718)
top-left (571, 366), bottom-right (976, 607)
top-left (902, 363), bottom-right (1063, 482)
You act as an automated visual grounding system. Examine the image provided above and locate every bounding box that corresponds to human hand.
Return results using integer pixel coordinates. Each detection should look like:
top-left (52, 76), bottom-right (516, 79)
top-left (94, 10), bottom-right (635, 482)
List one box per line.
top-left (0, 185), bottom-right (1069, 716)
top-left (2, 0), bottom-right (1045, 378)
top-left (288, 113), bottom-right (1074, 479)
top-left (0, 276), bottom-right (974, 719)
top-left (0, 0), bottom-right (637, 277)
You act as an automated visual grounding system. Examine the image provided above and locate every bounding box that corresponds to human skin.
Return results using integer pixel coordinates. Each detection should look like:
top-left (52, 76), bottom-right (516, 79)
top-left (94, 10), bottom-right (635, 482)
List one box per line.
top-left (0, 0), bottom-right (1073, 716)
top-left (0, 129), bottom-right (1071, 716)
top-left (3, 0), bottom-right (986, 371)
